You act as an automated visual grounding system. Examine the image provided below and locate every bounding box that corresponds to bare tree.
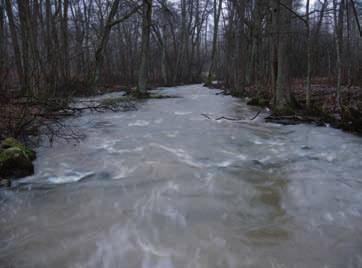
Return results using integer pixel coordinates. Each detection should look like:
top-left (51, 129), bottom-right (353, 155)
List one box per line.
top-left (306, 0), bottom-right (328, 109)
top-left (206, 0), bottom-right (222, 85)
top-left (137, 0), bottom-right (153, 93)
top-left (274, 0), bottom-right (293, 111)
top-left (5, 0), bottom-right (24, 90)
top-left (93, 0), bottom-right (141, 84)
top-left (333, 0), bottom-right (344, 109)
top-left (0, 0), bottom-right (6, 90)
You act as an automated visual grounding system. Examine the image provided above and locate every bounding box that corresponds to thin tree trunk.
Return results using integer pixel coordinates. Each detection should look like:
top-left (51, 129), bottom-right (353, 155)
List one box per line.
top-left (346, 0), bottom-right (352, 86)
top-left (207, 0), bottom-right (222, 84)
top-left (306, 0), bottom-right (327, 108)
top-left (0, 0), bottom-right (6, 90)
top-left (62, 0), bottom-right (70, 80)
top-left (137, 0), bottom-right (152, 93)
top-left (333, 0), bottom-right (344, 109)
top-left (5, 0), bottom-right (24, 89)
top-left (270, 0), bottom-right (279, 106)
top-left (306, 0), bottom-right (311, 108)
top-left (275, 0), bottom-right (293, 111)
top-left (18, 1), bottom-right (31, 94)
top-left (93, 0), bottom-right (121, 84)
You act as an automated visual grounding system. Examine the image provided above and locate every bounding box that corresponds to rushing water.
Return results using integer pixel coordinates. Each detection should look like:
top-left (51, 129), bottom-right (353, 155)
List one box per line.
top-left (1, 84), bottom-right (362, 268)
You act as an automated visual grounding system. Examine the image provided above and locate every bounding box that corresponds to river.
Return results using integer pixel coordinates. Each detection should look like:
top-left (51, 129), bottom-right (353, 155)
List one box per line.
top-left (1, 84), bottom-right (362, 268)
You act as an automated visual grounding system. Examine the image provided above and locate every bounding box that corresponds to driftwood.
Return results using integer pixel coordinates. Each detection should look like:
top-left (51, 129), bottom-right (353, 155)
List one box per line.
top-left (202, 110), bottom-right (263, 122)
top-left (201, 113), bottom-right (212, 119)
top-left (201, 114), bottom-right (243, 121)
top-left (215, 116), bottom-right (242, 121)
top-left (200, 113), bottom-right (275, 134)
top-left (250, 110), bottom-right (262, 120)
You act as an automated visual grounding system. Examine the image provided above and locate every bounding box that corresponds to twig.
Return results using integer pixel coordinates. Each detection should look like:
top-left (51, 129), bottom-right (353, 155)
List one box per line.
top-left (250, 110), bottom-right (262, 120)
top-left (201, 113), bottom-right (212, 119)
top-left (215, 116), bottom-right (242, 121)
top-left (201, 114), bottom-right (243, 121)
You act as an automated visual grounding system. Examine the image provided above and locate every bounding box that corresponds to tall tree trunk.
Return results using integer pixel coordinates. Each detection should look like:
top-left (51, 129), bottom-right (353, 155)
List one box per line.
top-left (45, 0), bottom-right (53, 73)
top-left (160, 4), bottom-right (169, 85)
top-left (91, 0), bottom-right (140, 85)
top-left (174, 0), bottom-right (187, 83)
top-left (0, 0), bottom-right (6, 90)
top-left (346, 0), bottom-right (352, 86)
top-left (274, 0), bottom-right (293, 111)
top-left (137, 0), bottom-right (152, 93)
top-left (305, 0), bottom-right (312, 109)
top-left (5, 0), bottom-right (24, 90)
top-left (333, 0), bottom-right (344, 109)
top-left (62, 0), bottom-right (70, 80)
top-left (270, 0), bottom-right (279, 106)
top-left (236, 1), bottom-right (246, 94)
top-left (207, 0), bottom-right (222, 84)
top-left (17, 1), bottom-right (32, 94)
top-left (248, 0), bottom-right (261, 87)
top-left (306, 0), bottom-right (327, 108)
top-left (224, 1), bottom-right (235, 90)
top-left (93, 0), bottom-right (121, 84)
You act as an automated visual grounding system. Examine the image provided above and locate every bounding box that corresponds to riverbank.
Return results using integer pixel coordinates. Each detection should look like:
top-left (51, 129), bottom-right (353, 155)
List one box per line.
top-left (207, 80), bottom-right (362, 135)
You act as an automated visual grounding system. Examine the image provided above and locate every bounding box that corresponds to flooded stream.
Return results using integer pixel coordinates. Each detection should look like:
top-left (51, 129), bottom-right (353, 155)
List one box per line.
top-left (1, 84), bottom-right (362, 268)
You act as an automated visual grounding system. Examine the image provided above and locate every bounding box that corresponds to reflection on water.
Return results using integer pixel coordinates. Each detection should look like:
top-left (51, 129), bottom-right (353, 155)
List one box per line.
top-left (1, 84), bottom-right (362, 268)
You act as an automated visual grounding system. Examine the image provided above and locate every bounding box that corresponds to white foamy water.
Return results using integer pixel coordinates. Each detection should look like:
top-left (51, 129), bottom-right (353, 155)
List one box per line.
top-left (48, 171), bottom-right (94, 184)
top-left (174, 111), bottom-right (192, 115)
top-left (128, 120), bottom-right (150, 127)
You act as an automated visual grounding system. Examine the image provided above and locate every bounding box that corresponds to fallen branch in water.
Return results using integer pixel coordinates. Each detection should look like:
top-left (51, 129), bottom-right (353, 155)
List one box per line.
top-left (250, 110), bottom-right (262, 120)
top-left (215, 91), bottom-right (230, 95)
top-left (200, 113), bottom-right (275, 133)
top-left (201, 113), bottom-right (247, 121)
top-left (215, 116), bottom-right (242, 121)
top-left (201, 114), bottom-right (241, 121)
top-left (201, 113), bottom-right (212, 119)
